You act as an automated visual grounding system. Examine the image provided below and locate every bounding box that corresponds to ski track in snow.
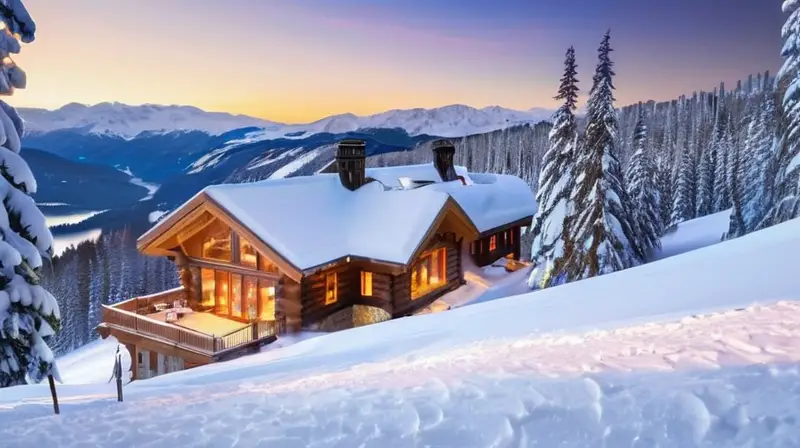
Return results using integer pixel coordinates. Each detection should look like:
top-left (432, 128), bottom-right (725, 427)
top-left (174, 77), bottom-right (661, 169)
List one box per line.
top-left (3, 300), bottom-right (800, 447)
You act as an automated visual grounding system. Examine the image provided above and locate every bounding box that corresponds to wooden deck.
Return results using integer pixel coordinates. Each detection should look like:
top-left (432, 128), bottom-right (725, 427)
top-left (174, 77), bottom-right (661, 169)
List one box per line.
top-left (100, 290), bottom-right (278, 360)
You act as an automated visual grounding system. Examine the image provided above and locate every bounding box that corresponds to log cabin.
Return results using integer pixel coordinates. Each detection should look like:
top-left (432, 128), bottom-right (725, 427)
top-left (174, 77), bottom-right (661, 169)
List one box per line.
top-left (98, 138), bottom-right (536, 380)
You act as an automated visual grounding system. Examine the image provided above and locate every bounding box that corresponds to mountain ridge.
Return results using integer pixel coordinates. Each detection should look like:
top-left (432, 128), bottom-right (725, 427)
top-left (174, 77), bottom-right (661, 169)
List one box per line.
top-left (18, 102), bottom-right (555, 140)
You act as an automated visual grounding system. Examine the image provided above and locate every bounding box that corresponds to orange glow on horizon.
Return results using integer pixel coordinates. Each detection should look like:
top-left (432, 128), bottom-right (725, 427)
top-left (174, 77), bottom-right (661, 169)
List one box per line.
top-left (9, 0), bottom-right (778, 124)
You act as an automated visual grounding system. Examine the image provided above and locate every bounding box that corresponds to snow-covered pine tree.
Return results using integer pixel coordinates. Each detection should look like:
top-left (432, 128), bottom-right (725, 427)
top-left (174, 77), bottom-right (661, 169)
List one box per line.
top-left (0, 0), bottom-right (62, 387)
top-left (766, 0), bottom-right (800, 224)
top-left (625, 103), bottom-right (662, 256)
top-left (528, 46), bottom-right (579, 289)
top-left (727, 117), bottom-right (747, 238)
top-left (671, 142), bottom-right (697, 225)
top-left (713, 119), bottom-right (733, 212)
top-left (565, 31), bottom-right (641, 279)
top-left (697, 87), bottom-right (728, 217)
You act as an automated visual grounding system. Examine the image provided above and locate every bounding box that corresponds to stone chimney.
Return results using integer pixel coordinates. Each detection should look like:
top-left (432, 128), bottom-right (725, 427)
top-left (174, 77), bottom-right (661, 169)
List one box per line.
top-left (336, 139), bottom-right (366, 191)
top-left (431, 139), bottom-right (458, 182)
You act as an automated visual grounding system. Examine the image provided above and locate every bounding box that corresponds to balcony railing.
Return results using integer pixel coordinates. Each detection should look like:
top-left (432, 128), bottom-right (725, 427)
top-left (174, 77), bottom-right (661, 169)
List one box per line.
top-left (102, 305), bottom-right (278, 356)
top-left (110, 287), bottom-right (188, 315)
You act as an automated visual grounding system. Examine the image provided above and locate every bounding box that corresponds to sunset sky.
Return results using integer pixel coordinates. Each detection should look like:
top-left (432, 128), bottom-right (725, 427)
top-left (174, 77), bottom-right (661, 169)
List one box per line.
top-left (12, 0), bottom-right (785, 123)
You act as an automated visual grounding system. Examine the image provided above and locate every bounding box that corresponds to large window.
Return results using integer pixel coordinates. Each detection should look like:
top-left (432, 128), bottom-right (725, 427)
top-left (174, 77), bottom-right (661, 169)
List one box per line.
top-left (325, 273), bottom-right (338, 305)
top-left (215, 270), bottom-right (229, 315)
top-left (489, 235), bottom-right (497, 251)
top-left (201, 268), bottom-right (277, 321)
top-left (240, 238), bottom-right (258, 269)
top-left (361, 271), bottom-right (373, 296)
top-left (200, 268), bottom-right (215, 307)
top-left (231, 274), bottom-right (243, 318)
top-left (411, 247), bottom-right (447, 300)
top-left (258, 279), bottom-right (276, 320)
top-left (201, 220), bottom-right (232, 262)
top-left (244, 277), bottom-right (258, 320)
top-left (259, 254), bottom-right (279, 273)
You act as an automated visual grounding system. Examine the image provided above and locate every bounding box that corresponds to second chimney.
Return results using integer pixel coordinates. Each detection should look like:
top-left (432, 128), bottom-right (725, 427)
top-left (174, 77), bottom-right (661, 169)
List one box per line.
top-left (432, 139), bottom-right (458, 182)
top-left (336, 139), bottom-right (366, 191)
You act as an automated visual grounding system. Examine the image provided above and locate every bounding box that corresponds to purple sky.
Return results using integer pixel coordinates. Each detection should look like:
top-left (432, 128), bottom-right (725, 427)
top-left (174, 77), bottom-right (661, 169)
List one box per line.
top-left (13, 0), bottom-right (785, 122)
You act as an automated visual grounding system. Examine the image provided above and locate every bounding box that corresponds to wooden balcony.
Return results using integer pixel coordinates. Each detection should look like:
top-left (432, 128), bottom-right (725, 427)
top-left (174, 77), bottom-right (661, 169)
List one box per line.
top-left (101, 288), bottom-right (279, 359)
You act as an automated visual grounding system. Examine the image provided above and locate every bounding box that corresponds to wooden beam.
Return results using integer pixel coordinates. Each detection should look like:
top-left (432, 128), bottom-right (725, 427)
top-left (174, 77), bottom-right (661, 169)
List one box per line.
top-left (185, 256), bottom-right (282, 281)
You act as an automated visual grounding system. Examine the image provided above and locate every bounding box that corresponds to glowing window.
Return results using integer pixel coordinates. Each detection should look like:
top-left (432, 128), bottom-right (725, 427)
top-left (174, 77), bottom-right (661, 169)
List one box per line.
top-left (258, 279), bottom-right (276, 320)
top-left (361, 271), bottom-right (373, 296)
top-left (325, 273), bottom-right (338, 305)
top-left (489, 235), bottom-right (497, 251)
top-left (411, 247), bottom-right (447, 300)
top-left (239, 238), bottom-right (258, 269)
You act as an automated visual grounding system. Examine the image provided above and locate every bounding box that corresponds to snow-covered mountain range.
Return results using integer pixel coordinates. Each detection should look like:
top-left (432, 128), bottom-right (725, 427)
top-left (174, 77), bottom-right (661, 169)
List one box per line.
top-left (18, 102), bottom-right (278, 139)
top-left (18, 102), bottom-right (554, 140)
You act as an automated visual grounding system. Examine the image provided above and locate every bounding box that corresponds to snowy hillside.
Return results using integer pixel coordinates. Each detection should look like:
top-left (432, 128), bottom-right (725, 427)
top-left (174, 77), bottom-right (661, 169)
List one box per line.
top-left (18, 102), bottom-right (278, 139)
top-left (2, 217), bottom-right (799, 446)
top-left (20, 102), bottom-right (553, 141)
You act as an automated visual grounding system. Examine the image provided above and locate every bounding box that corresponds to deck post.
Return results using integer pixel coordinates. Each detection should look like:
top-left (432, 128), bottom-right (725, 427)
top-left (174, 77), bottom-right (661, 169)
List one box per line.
top-left (115, 349), bottom-right (124, 402)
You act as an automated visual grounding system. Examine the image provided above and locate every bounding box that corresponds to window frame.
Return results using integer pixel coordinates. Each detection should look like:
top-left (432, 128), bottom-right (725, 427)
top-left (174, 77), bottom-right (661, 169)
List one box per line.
top-left (489, 235), bottom-right (497, 251)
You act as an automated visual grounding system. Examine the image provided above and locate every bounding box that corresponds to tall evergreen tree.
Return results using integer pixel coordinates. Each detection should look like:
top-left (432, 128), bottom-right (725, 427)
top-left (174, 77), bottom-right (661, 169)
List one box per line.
top-left (625, 104), bottom-right (662, 256)
top-left (697, 91), bottom-right (727, 216)
top-left (727, 119), bottom-right (747, 238)
top-left (671, 143), bottom-right (697, 225)
top-left (528, 46), bottom-right (579, 289)
top-left (766, 0), bottom-right (800, 224)
top-left (0, 2), bottom-right (61, 387)
top-left (566, 31), bottom-right (641, 279)
top-left (713, 123), bottom-right (732, 212)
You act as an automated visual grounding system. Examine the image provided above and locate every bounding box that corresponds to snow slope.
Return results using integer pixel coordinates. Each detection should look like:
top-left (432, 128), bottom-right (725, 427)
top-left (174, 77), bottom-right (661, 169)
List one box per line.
top-left (1, 218), bottom-right (798, 446)
top-left (21, 102), bottom-right (553, 141)
top-left (54, 337), bottom-right (132, 385)
top-left (653, 209), bottom-right (732, 261)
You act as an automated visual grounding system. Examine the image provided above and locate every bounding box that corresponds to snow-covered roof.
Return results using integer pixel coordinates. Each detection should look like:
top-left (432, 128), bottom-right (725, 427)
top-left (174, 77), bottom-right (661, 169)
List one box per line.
top-left (143, 163), bottom-right (536, 272)
top-left (365, 164), bottom-right (473, 187)
top-left (425, 174), bottom-right (536, 233)
top-left (205, 175), bottom-right (449, 270)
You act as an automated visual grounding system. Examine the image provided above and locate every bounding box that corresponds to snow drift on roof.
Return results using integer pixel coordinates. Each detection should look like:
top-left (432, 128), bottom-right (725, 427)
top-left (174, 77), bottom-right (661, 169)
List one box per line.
top-left (365, 164), bottom-right (473, 187)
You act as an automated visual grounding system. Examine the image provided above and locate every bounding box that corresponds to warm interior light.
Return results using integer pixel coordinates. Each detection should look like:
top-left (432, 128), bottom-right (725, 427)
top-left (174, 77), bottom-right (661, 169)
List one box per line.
top-left (266, 286), bottom-right (275, 296)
